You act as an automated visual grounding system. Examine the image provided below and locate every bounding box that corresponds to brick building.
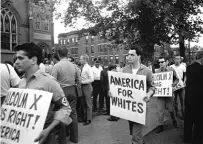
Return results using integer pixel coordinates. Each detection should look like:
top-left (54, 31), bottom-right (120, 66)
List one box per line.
top-left (58, 31), bottom-right (129, 65)
top-left (1, 0), bottom-right (54, 62)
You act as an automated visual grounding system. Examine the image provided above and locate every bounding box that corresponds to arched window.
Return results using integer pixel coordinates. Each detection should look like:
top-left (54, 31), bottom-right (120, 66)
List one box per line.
top-left (1, 7), bottom-right (18, 51)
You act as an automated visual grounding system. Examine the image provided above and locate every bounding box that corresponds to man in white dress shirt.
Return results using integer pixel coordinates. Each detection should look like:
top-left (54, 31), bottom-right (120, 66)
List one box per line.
top-left (80, 54), bottom-right (94, 126)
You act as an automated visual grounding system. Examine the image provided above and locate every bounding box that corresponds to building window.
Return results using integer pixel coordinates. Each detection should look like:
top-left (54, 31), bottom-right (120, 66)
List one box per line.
top-left (116, 56), bottom-right (119, 64)
top-left (101, 45), bottom-right (104, 52)
top-left (44, 16), bottom-right (49, 31)
top-left (104, 44), bottom-right (107, 52)
top-left (91, 36), bottom-right (94, 43)
top-left (110, 56), bottom-right (113, 63)
top-left (85, 36), bottom-right (88, 44)
top-left (71, 48), bottom-right (78, 54)
top-left (85, 47), bottom-right (89, 54)
top-left (91, 45), bottom-right (94, 53)
top-left (69, 38), bottom-right (72, 43)
top-left (1, 8), bottom-right (18, 51)
top-left (98, 45), bottom-right (101, 52)
top-left (67, 39), bottom-right (69, 44)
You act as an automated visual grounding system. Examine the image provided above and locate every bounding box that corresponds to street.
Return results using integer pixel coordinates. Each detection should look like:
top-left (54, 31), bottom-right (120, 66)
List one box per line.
top-left (67, 114), bottom-right (184, 144)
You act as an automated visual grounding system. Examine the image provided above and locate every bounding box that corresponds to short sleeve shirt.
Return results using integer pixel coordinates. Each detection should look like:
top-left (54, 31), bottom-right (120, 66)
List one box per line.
top-left (18, 69), bottom-right (65, 125)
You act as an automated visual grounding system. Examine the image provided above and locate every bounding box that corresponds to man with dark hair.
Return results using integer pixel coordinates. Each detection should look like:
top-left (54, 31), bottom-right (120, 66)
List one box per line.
top-left (52, 47), bottom-right (81, 143)
top-left (14, 42), bottom-right (72, 144)
top-left (121, 46), bottom-right (155, 144)
top-left (155, 57), bottom-right (179, 133)
top-left (92, 59), bottom-right (103, 113)
top-left (100, 63), bottom-right (112, 116)
top-left (184, 51), bottom-right (203, 144)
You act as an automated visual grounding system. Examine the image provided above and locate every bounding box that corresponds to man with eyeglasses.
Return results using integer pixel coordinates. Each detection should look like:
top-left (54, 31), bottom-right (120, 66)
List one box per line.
top-left (155, 58), bottom-right (179, 133)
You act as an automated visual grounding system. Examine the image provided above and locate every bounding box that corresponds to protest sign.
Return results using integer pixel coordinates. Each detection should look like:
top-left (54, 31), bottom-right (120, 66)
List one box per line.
top-left (153, 71), bottom-right (173, 97)
top-left (0, 88), bottom-right (53, 144)
top-left (108, 71), bottom-right (147, 125)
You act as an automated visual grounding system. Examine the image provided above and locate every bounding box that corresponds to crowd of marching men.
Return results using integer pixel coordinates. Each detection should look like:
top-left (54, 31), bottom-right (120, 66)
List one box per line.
top-left (1, 42), bottom-right (203, 144)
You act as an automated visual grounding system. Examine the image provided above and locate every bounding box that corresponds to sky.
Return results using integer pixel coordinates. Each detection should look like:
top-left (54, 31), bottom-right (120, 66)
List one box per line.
top-left (53, 1), bottom-right (203, 47)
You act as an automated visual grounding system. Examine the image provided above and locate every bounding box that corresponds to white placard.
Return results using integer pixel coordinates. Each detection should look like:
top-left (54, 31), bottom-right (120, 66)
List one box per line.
top-left (153, 71), bottom-right (173, 97)
top-left (0, 88), bottom-right (53, 144)
top-left (108, 71), bottom-right (147, 125)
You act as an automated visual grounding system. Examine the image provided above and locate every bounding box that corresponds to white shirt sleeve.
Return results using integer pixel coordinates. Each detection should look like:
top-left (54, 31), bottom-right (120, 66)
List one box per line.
top-left (8, 64), bottom-right (20, 87)
top-left (182, 65), bottom-right (186, 73)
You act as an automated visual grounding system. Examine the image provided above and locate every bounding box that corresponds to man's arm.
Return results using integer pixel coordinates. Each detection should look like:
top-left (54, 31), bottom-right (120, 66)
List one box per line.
top-left (50, 81), bottom-right (72, 125)
top-left (51, 65), bottom-right (58, 80)
top-left (34, 79), bottom-right (72, 144)
top-left (9, 64), bottom-right (20, 87)
top-left (147, 70), bottom-right (155, 97)
top-left (172, 68), bottom-right (179, 86)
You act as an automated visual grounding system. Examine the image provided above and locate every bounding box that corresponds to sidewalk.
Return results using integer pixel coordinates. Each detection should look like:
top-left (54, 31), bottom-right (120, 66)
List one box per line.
top-left (145, 118), bottom-right (184, 144)
top-left (67, 115), bottom-right (184, 144)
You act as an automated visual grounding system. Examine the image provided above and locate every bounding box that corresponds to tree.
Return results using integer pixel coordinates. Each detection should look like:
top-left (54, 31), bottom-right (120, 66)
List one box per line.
top-left (55, 0), bottom-right (203, 59)
top-left (167, 0), bottom-right (203, 57)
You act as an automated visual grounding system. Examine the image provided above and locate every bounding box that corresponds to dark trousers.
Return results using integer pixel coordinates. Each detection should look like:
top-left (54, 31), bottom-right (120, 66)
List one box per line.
top-left (76, 96), bottom-right (84, 121)
top-left (184, 104), bottom-right (203, 144)
top-left (81, 84), bottom-right (93, 121)
top-left (174, 88), bottom-right (184, 117)
top-left (59, 86), bottom-right (78, 143)
top-left (92, 80), bottom-right (103, 110)
top-left (102, 89), bottom-right (110, 114)
top-left (106, 96), bottom-right (110, 115)
top-left (43, 131), bottom-right (58, 144)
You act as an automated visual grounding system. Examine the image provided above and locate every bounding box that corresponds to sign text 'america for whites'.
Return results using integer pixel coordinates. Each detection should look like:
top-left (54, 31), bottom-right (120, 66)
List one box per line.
top-left (108, 71), bottom-right (147, 125)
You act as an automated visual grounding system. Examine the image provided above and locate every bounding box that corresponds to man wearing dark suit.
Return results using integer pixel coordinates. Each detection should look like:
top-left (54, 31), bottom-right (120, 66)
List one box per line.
top-left (184, 52), bottom-right (203, 144)
top-left (100, 64), bottom-right (110, 115)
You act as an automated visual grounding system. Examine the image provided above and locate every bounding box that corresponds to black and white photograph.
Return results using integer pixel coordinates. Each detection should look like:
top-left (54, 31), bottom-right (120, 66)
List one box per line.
top-left (1, 0), bottom-right (203, 144)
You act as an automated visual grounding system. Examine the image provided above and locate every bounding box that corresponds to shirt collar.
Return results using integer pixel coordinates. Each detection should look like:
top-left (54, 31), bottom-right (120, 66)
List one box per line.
top-left (60, 58), bottom-right (69, 62)
top-left (22, 69), bottom-right (42, 80)
top-left (128, 64), bottom-right (145, 71)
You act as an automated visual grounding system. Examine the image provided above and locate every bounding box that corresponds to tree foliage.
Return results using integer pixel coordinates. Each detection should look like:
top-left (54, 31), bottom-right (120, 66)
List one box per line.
top-left (56, 0), bottom-right (203, 58)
